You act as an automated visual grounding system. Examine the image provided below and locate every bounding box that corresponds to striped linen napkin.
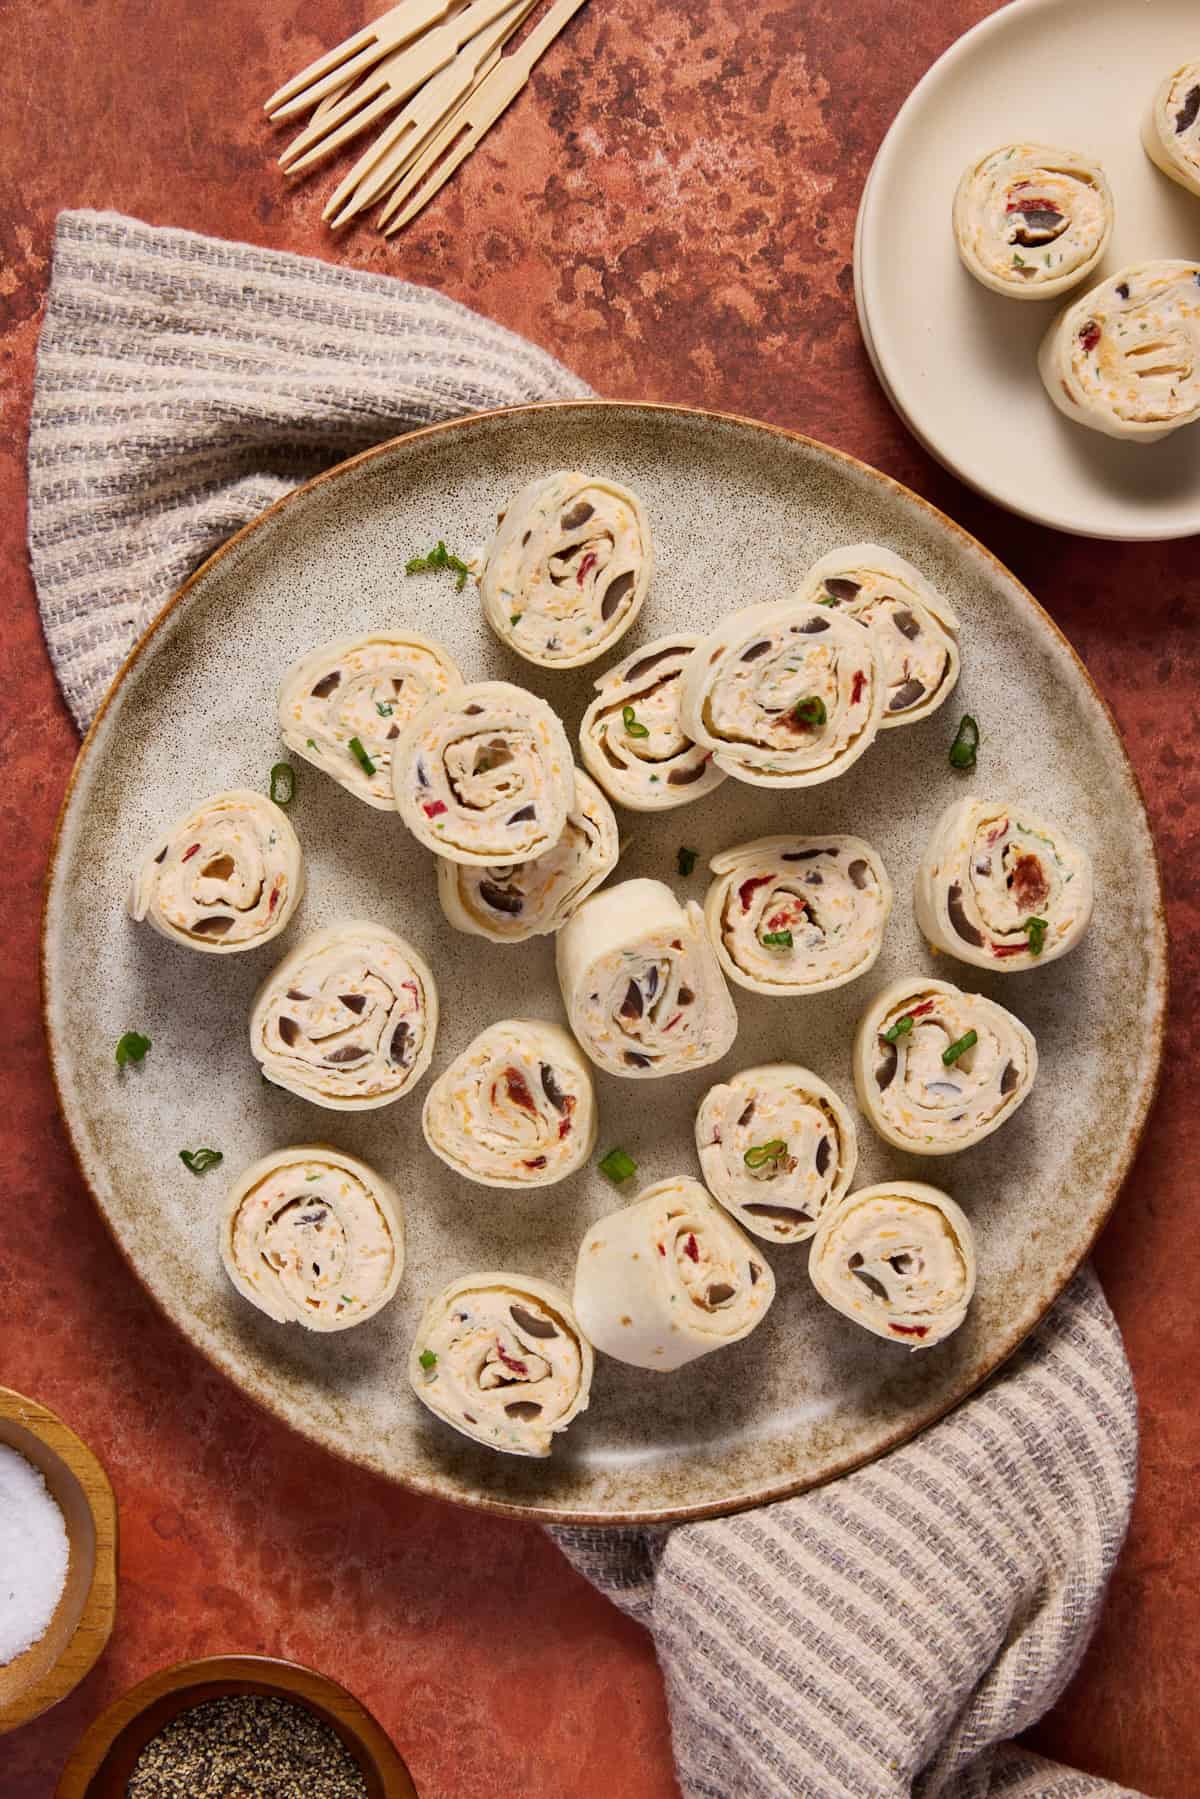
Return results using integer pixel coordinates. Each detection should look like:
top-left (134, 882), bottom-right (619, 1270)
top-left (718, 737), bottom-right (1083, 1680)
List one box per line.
top-left (28, 211), bottom-right (1142, 1799)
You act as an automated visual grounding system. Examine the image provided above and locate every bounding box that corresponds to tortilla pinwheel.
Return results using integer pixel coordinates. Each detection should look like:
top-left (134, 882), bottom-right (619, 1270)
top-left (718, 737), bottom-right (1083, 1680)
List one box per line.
top-left (915, 798), bottom-right (1093, 972)
top-left (705, 834), bottom-right (892, 996)
top-left (393, 680), bottom-right (575, 864)
top-left (422, 1019), bottom-right (597, 1187)
top-left (854, 976), bottom-right (1037, 1155)
top-left (129, 789), bottom-right (303, 953)
top-left (696, 1064), bottom-right (857, 1244)
top-left (578, 633), bottom-right (725, 810)
top-left (953, 144), bottom-right (1113, 299)
top-left (409, 1272), bottom-right (593, 1457)
top-left (573, 1175), bottom-right (775, 1371)
top-left (1142, 61), bottom-right (1200, 199)
top-left (480, 471), bottom-right (652, 668)
top-left (556, 878), bottom-right (738, 1079)
top-left (251, 920), bottom-right (438, 1109)
top-left (1039, 261), bottom-right (1200, 442)
top-left (809, 1181), bottom-right (976, 1349)
top-left (221, 1145), bottom-right (403, 1332)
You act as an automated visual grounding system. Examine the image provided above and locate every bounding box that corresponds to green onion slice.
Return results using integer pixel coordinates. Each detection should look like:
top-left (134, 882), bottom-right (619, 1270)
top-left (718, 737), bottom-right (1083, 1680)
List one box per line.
top-left (761, 929), bottom-right (793, 949)
top-left (269, 762), bottom-right (296, 807)
top-left (743, 1139), bottom-right (787, 1170)
top-left (115, 1030), bottom-right (151, 1068)
top-left (949, 714), bottom-right (980, 770)
top-left (622, 705), bottom-right (650, 740)
top-left (348, 737), bottom-right (376, 777)
top-left (418, 1348), bottom-right (438, 1372)
top-left (180, 1148), bottom-right (223, 1174)
top-left (883, 1014), bottom-right (914, 1044)
top-left (942, 1030), bottom-right (978, 1067)
top-left (405, 540), bottom-right (470, 591)
top-left (793, 696), bottom-right (827, 728)
top-left (1024, 916), bottom-right (1049, 956)
top-left (599, 1147), bottom-right (637, 1184)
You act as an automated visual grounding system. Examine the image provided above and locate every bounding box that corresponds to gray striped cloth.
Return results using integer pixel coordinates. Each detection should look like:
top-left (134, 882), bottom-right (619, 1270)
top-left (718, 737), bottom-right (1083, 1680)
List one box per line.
top-left (28, 212), bottom-right (1142, 1799)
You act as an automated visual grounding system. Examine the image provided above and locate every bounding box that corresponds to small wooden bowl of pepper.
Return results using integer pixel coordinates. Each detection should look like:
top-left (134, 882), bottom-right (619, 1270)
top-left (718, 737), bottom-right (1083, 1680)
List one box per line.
top-left (55, 1654), bottom-right (419, 1798)
top-left (0, 1385), bottom-right (118, 1735)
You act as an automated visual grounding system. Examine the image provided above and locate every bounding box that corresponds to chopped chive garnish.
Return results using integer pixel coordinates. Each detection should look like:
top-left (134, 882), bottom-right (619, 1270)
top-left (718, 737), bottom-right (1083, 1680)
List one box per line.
top-left (115, 1031), bottom-right (151, 1069)
top-left (622, 704), bottom-right (649, 739)
top-left (599, 1147), bottom-right (637, 1184)
top-left (817, 596), bottom-right (838, 607)
top-left (883, 1014), bottom-right (914, 1044)
top-left (179, 1147), bottom-right (223, 1174)
top-left (306, 737), bottom-right (317, 750)
top-left (942, 1030), bottom-right (977, 1067)
top-left (375, 701), bottom-right (394, 717)
top-left (743, 1139), bottom-right (787, 1169)
top-left (341, 1296), bottom-right (353, 1305)
top-left (793, 696), bottom-right (827, 729)
top-left (510, 613), bottom-right (521, 627)
top-left (418, 1348), bottom-right (438, 1371)
top-left (269, 762), bottom-right (295, 807)
top-left (406, 540), bottom-right (470, 591)
top-left (949, 713), bottom-right (979, 771)
top-left (677, 846), bottom-right (698, 878)
top-left (348, 737), bottom-right (376, 776)
top-left (762, 929), bottom-right (793, 949)
top-left (1024, 916), bottom-right (1049, 956)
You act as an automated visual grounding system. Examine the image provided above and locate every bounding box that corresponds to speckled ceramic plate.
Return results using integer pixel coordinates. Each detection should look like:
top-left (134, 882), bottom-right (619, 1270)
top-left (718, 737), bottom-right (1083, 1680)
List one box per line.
top-left (42, 402), bottom-right (1166, 1523)
top-left (855, 0), bottom-right (1200, 540)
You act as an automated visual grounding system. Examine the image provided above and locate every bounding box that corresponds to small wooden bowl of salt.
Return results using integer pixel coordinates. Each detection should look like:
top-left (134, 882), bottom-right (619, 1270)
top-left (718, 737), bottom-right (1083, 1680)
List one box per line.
top-left (0, 1385), bottom-right (118, 1733)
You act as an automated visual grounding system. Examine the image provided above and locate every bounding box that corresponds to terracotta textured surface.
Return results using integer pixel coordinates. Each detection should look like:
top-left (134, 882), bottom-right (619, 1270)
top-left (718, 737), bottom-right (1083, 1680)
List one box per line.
top-left (0, 0), bottom-right (1195, 1793)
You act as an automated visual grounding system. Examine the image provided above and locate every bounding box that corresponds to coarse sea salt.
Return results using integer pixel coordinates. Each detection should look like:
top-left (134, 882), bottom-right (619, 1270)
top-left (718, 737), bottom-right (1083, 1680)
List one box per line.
top-left (0, 1443), bottom-right (70, 1664)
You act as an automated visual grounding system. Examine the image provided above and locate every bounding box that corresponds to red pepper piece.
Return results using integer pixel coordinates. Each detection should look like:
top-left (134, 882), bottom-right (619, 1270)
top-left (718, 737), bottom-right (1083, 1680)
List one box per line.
top-left (495, 1342), bottom-right (529, 1376)
top-left (851, 670), bottom-right (867, 705)
top-left (523, 1156), bottom-right (548, 1170)
top-left (738, 874), bottom-right (774, 912)
top-left (504, 1067), bottom-right (536, 1112)
top-left (985, 817), bottom-right (1010, 846)
top-left (992, 942), bottom-right (1028, 959)
top-left (908, 1000), bottom-right (935, 1020)
top-left (557, 1117), bottom-right (572, 1139)
top-left (1079, 321), bottom-right (1101, 353)
top-left (657, 1243), bottom-right (666, 1256)
top-left (268, 882), bottom-right (281, 915)
top-left (1005, 194), bottom-right (1059, 214)
top-left (684, 1233), bottom-right (699, 1262)
top-left (576, 551), bottom-right (598, 586)
top-left (890, 1322), bottom-right (929, 1338)
top-left (422, 800), bottom-right (447, 819)
top-left (182, 843), bottom-right (201, 861)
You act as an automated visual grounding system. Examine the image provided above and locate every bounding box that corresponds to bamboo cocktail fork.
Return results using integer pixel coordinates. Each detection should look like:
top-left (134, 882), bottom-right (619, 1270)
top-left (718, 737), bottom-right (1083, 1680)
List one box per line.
top-left (266, 0), bottom-right (588, 234)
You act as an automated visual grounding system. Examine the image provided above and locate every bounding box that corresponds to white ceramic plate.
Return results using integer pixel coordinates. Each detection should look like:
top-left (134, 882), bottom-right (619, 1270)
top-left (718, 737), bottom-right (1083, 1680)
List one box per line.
top-left (42, 403), bottom-right (1165, 1522)
top-left (855, 0), bottom-right (1200, 539)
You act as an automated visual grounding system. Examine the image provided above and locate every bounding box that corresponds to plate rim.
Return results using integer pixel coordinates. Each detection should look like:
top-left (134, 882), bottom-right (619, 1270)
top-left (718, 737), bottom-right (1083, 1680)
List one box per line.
top-left (854, 0), bottom-right (1200, 543)
top-left (39, 398), bottom-right (1169, 1525)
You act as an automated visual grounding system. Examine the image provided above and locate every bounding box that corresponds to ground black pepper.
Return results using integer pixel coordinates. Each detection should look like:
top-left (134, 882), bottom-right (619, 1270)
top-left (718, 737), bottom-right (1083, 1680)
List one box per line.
top-left (125, 1693), bottom-right (369, 1798)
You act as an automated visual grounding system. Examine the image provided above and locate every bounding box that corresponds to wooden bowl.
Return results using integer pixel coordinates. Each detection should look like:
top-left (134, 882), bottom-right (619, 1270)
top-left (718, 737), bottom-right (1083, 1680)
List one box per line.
top-left (55, 1654), bottom-right (419, 1797)
top-left (0, 1386), bottom-right (118, 1734)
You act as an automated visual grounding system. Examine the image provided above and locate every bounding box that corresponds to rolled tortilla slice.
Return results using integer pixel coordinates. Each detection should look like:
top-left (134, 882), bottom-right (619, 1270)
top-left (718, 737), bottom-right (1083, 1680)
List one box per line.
top-left (573, 1175), bottom-right (775, 1371)
top-left (557, 878), bottom-right (738, 1079)
top-left (393, 680), bottom-right (575, 865)
top-left (854, 976), bottom-right (1037, 1156)
top-left (422, 1019), bottom-right (597, 1188)
top-left (1039, 261), bottom-right (1200, 442)
top-left (915, 798), bottom-right (1094, 972)
top-left (409, 1273), bottom-right (592, 1458)
top-left (1142, 62), bottom-right (1200, 199)
top-left (251, 920), bottom-right (438, 1109)
top-left (679, 598), bottom-right (884, 788)
top-left (796, 544), bottom-right (960, 729)
top-left (809, 1182), bottom-right (976, 1349)
top-left (695, 1064), bottom-right (857, 1244)
top-left (480, 471), bottom-right (652, 668)
top-left (129, 789), bottom-right (303, 953)
top-left (953, 144), bottom-right (1113, 299)
top-left (437, 769), bottom-right (618, 943)
top-left (579, 633), bottom-right (726, 811)
top-left (278, 632), bottom-right (462, 810)
top-left (705, 834), bottom-right (892, 996)
top-left (221, 1145), bottom-right (403, 1332)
